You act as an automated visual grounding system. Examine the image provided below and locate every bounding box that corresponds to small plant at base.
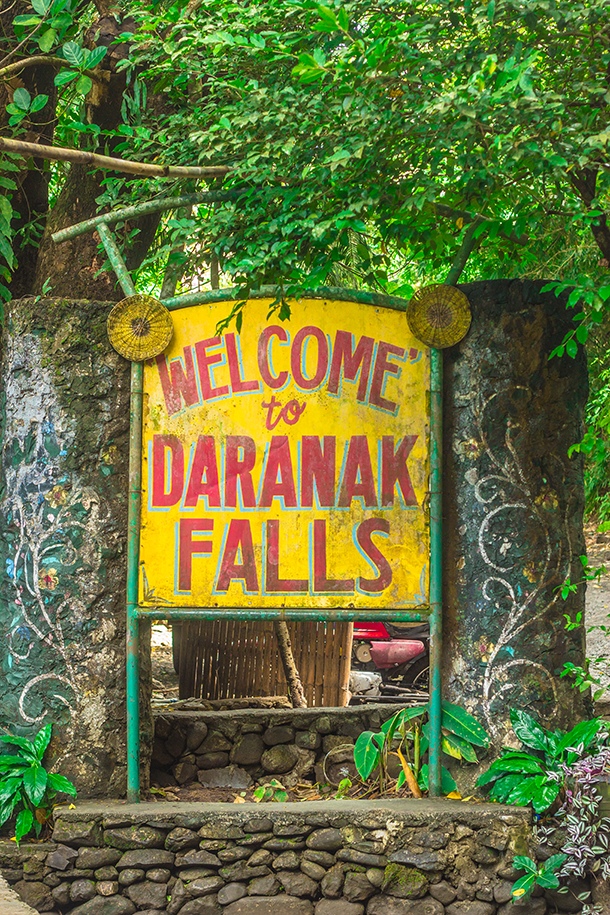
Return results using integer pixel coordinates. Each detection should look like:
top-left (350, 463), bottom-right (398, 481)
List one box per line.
top-left (0, 723), bottom-right (77, 845)
top-left (353, 700), bottom-right (489, 797)
top-left (334, 777), bottom-right (352, 799)
top-left (253, 779), bottom-right (287, 803)
top-left (511, 853), bottom-right (568, 900)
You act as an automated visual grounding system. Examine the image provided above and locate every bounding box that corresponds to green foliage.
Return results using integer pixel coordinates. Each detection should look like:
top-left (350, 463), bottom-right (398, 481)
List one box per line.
top-left (253, 778), bottom-right (287, 803)
top-left (511, 853), bottom-right (568, 900)
top-left (0, 723), bottom-right (76, 845)
top-left (353, 701), bottom-right (488, 796)
top-left (476, 710), bottom-right (604, 813)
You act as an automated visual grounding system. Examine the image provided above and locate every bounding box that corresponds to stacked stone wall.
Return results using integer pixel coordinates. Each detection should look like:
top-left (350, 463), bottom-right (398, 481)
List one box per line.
top-left (151, 706), bottom-right (407, 791)
top-left (1, 800), bottom-right (571, 915)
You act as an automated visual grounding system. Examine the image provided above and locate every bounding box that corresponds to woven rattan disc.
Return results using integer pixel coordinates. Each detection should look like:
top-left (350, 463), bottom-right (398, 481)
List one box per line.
top-left (406, 284), bottom-right (471, 349)
top-left (107, 295), bottom-right (173, 361)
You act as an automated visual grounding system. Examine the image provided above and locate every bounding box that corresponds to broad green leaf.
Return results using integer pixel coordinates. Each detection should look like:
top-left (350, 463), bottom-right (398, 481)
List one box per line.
top-left (441, 733), bottom-right (464, 760)
top-left (15, 808), bottom-right (33, 845)
top-left (353, 731), bottom-right (381, 781)
top-left (47, 773), bottom-right (77, 796)
top-left (557, 718), bottom-right (602, 755)
top-left (33, 724), bottom-right (52, 760)
top-left (12, 14), bottom-right (42, 27)
top-left (441, 701), bottom-right (489, 747)
top-left (532, 780), bottom-right (561, 814)
top-left (29, 94), bottom-right (48, 114)
top-left (1, 733), bottom-right (37, 758)
top-left (505, 774), bottom-right (556, 809)
top-left (0, 754), bottom-right (29, 770)
top-left (513, 855), bottom-right (538, 874)
top-left (37, 28), bottom-right (57, 52)
top-left (13, 89), bottom-right (31, 111)
top-left (32, 0), bottom-right (52, 14)
top-left (54, 70), bottom-right (78, 88)
top-left (0, 794), bottom-right (19, 826)
top-left (476, 754), bottom-right (544, 786)
top-left (23, 765), bottom-right (48, 805)
top-left (537, 872), bottom-right (560, 889)
top-left (86, 46), bottom-right (107, 69)
top-left (512, 873), bottom-right (535, 899)
top-left (543, 853), bottom-right (568, 873)
top-left (509, 709), bottom-right (550, 753)
top-left (418, 764), bottom-right (457, 795)
top-left (566, 339), bottom-right (578, 358)
top-left (62, 41), bottom-right (84, 67)
top-left (0, 777), bottom-right (23, 802)
top-left (75, 74), bottom-right (92, 95)
top-left (396, 770), bottom-right (407, 790)
top-left (486, 773), bottom-right (524, 802)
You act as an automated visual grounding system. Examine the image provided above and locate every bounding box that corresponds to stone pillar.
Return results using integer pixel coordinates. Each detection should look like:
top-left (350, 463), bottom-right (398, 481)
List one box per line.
top-left (0, 297), bottom-right (151, 796)
top-left (444, 279), bottom-right (589, 745)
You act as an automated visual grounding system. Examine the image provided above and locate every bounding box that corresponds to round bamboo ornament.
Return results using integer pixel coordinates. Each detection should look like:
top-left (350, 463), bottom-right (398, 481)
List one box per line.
top-left (406, 284), bottom-right (471, 349)
top-left (107, 295), bottom-right (173, 361)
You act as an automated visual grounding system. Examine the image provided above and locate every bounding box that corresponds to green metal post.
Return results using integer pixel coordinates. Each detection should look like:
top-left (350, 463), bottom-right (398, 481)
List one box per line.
top-left (97, 225), bottom-right (142, 803)
top-left (428, 347), bottom-right (443, 797)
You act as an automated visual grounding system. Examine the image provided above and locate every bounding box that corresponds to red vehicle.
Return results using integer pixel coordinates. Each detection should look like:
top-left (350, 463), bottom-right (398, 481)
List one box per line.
top-left (349, 620), bottom-right (429, 700)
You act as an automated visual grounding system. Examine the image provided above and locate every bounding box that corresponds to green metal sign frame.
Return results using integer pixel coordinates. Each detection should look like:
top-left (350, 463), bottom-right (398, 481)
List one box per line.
top-left (53, 204), bottom-right (443, 805)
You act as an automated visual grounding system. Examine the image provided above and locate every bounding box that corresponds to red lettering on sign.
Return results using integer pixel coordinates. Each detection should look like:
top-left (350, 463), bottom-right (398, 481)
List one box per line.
top-left (291, 326), bottom-right (329, 390)
top-left (194, 337), bottom-right (230, 401)
top-left (265, 520), bottom-right (308, 592)
top-left (258, 326), bottom-right (289, 389)
top-left (369, 341), bottom-right (406, 413)
top-left (225, 333), bottom-right (260, 394)
top-left (156, 349), bottom-right (199, 415)
top-left (152, 435), bottom-right (184, 507)
top-left (313, 519), bottom-right (354, 592)
top-left (259, 436), bottom-right (297, 508)
top-left (183, 436), bottom-right (221, 508)
top-left (327, 331), bottom-right (374, 402)
top-left (225, 437), bottom-right (257, 508)
top-left (216, 519), bottom-right (258, 592)
top-left (356, 518), bottom-right (392, 593)
top-left (301, 436), bottom-right (335, 508)
top-left (381, 435), bottom-right (418, 506)
top-left (338, 436), bottom-right (377, 508)
top-left (178, 518), bottom-right (213, 591)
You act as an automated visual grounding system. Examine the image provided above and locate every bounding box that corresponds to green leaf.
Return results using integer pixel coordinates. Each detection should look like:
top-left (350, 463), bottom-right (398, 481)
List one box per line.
top-left (566, 339), bottom-right (578, 358)
top-left (32, 0), bottom-right (52, 14)
top-left (86, 46), bottom-right (107, 69)
top-left (0, 777), bottom-right (23, 802)
top-left (23, 765), bottom-right (48, 805)
top-left (1, 734), bottom-right (37, 758)
top-left (54, 70), bottom-right (78, 88)
top-left (418, 764), bottom-right (457, 795)
top-left (486, 772), bottom-right (525, 802)
top-left (476, 753), bottom-right (544, 786)
top-left (33, 724), bottom-right (52, 761)
top-left (13, 88), bottom-right (31, 111)
top-left (12, 14), bottom-right (42, 27)
top-left (62, 41), bottom-right (84, 67)
top-left (557, 718), bottom-right (602, 755)
top-left (509, 709), bottom-right (551, 753)
top-left (511, 872), bottom-right (536, 900)
top-left (15, 808), bottom-right (33, 845)
top-left (513, 855), bottom-right (538, 874)
top-left (29, 94), bottom-right (49, 114)
top-left (543, 853), bottom-right (568, 873)
top-left (0, 753), bottom-right (29, 770)
top-left (353, 731), bottom-right (381, 780)
top-left (47, 773), bottom-right (77, 797)
top-left (75, 74), bottom-right (92, 94)
top-left (441, 701), bottom-right (489, 747)
top-left (37, 28), bottom-right (57, 52)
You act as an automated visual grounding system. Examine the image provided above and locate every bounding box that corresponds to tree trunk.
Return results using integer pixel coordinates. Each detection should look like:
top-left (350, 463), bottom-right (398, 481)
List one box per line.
top-left (273, 621), bottom-right (307, 708)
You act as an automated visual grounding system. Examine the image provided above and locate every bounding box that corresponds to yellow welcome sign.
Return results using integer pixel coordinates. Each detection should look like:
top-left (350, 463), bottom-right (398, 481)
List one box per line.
top-left (139, 296), bottom-right (430, 610)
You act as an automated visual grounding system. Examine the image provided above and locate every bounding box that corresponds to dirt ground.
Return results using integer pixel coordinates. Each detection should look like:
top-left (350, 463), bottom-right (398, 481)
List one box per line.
top-left (583, 521), bottom-right (610, 703)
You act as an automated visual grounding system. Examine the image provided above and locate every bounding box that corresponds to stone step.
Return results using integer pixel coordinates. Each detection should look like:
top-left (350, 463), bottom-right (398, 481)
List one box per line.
top-left (0, 876), bottom-right (39, 915)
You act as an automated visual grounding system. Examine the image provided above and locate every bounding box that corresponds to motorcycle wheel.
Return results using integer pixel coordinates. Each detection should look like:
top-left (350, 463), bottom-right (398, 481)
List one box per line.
top-left (401, 654), bottom-right (429, 689)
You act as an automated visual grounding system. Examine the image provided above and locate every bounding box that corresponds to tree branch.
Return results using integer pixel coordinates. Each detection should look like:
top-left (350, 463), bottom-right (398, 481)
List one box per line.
top-left (0, 136), bottom-right (230, 179)
top-left (0, 55), bottom-right (66, 79)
